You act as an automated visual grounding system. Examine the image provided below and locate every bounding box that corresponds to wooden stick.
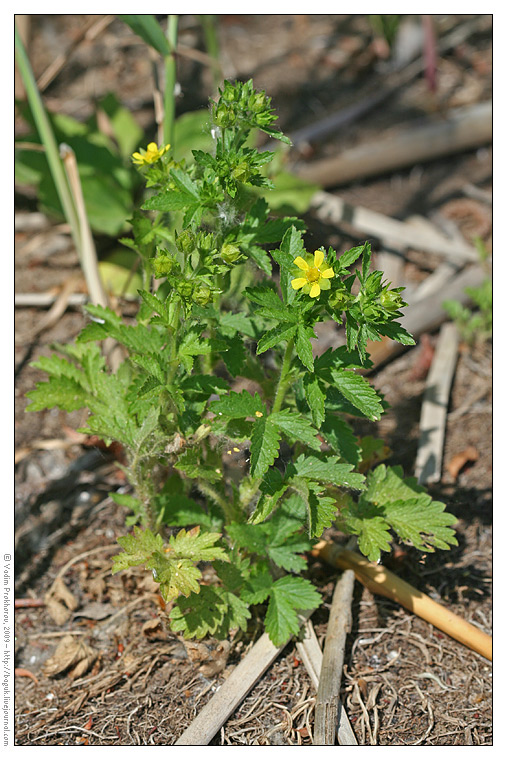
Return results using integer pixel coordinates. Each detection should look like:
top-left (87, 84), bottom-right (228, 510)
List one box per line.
top-left (314, 567), bottom-right (356, 745)
top-left (297, 102), bottom-right (491, 189)
top-left (175, 610), bottom-right (315, 745)
top-left (296, 620), bottom-right (358, 745)
top-left (310, 190), bottom-right (477, 263)
top-left (414, 323), bottom-right (460, 484)
top-left (313, 542), bottom-right (492, 661)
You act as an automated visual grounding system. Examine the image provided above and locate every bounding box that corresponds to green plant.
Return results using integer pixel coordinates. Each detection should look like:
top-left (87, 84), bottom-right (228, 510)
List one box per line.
top-left (443, 278), bottom-right (492, 346)
top-left (26, 80), bottom-right (458, 647)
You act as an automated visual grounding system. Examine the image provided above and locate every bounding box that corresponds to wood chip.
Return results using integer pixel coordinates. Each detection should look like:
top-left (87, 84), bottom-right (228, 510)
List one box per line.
top-left (414, 322), bottom-right (460, 484)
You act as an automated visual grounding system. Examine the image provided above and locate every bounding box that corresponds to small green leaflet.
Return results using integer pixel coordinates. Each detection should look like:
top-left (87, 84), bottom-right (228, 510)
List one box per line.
top-left (303, 374), bottom-right (326, 427)
top-left (265, 576), bottom-right (321, 646)
top-left (292, 454), bottom-right (365, 490)
top-left (257, 323), bottom-right (297, 355)
top-left (170, 585), bottom-right (250, 640)
top-left (295, 325), bottom-right (315, 371)
top-left (250, 410), bottom-right (321, 480)
top-left (209, 390), bottom-right (265, 419)
top-left (250, 415), bottom-right (281, 479)
top-left (249, 467), bottom-right (289, 524)
top-left (331, 368), bottom-right (384, 421)
top-left (175, 449), bottom-right (223, 483)
top-left (321, 414), bottom-right (360, 466)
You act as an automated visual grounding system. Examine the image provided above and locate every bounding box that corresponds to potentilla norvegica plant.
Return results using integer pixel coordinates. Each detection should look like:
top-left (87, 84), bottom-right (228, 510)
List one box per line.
top-left (26, 80), bottom-right (458, 646)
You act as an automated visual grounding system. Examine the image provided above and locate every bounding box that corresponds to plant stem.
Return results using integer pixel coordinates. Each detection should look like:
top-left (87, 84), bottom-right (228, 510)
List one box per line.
top-left (239, 337), bottom-right (295, 511)
top-left (271, 337), bottom-right (295, 414)
top-left (163, 15), bottom-right (178, 149)
top-left (15, 23), bottom-right (80, 253)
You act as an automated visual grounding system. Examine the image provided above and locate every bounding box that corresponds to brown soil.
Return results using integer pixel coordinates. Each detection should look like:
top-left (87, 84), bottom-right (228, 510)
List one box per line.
top-left (15, 14), bottom-right (492, 746)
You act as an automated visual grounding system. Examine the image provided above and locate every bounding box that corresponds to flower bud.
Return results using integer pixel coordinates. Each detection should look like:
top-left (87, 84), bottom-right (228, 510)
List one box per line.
top-left (214, 104), bottom-right (235, 127)
top-left (232, 161), bottom-right (250, 182)
top-left (152, 254), bottom-right (174, 278)
top-left (380, 290), bottom-right (404, 311)
top-left (175, 230), bottom-right (195, 254)
top-left (248, 91), bottom-right (267, 113)
top-left (220, 243), bottom-right (241, 264)
top-left (328, 289), bottom-right (352, 310)
top-left (176, 280), bottom-right (193, 298)
top-left (197, 232), bottom-right (215, 253)
top-left (192, 283), bottom-right (213, 306)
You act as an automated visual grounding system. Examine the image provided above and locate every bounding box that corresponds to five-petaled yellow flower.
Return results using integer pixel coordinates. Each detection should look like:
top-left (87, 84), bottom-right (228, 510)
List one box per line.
top-left (132, 142), bottom-right (170, 166)
top-left (291, 250), bottom-right (334, 298)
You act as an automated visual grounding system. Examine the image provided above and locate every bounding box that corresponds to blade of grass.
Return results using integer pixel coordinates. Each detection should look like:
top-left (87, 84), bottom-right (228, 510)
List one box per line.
top-left (199, 15), bottom-right (222, 90)
top-left (15, 22), bottom-right (80, 253)
top-left (163, 15), bottom-right (179, 148)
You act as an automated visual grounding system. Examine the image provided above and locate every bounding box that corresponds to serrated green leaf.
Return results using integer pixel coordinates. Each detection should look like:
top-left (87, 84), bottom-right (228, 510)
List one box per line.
top-left (292, 454), bottom-right (365, 490)
top-left (257, 323), bottom-right (297, 355)
top-left (303, 375), bottom-right (326, 427)
top-left (209, 390), bottom-right (265, 419)
top-left (250, 416), bottom-right (282, 479)
top-left (170, 586), bottom-right (228, 639)
top-left (25, 375), bottom-right (90, 413)
top-left (265, 576), bottom-right (321, 646)
top-left (112, 527), bottom-right (164, 573)
top-left (220, 333), bottom-right (246, 375)
top-left (249, 467), bottom-right (289, 524)
top-left (170, 584), bottom-right (250, 639)
top-left (321, 414), bottom-right (360, 466)
top-left (377, 321), bottom-right (415, 345)
top-left (295, 325), bottom-right (315, 371)
top-left (336, 243), bottom-right (366, 271)
top-left (270, 409), bottom-right (321, 451)
top-left (331, 368), bottom-right (384, 421)
top-left (175, 449), bottom-right (223, 483)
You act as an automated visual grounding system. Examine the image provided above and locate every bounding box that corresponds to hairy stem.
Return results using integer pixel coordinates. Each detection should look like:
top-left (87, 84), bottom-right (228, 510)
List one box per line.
top-left (271, 337), bottom-right (295, 414)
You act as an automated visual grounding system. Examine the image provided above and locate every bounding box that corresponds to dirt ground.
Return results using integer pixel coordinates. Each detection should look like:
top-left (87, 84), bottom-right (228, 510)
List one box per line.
top-left (14, 15), bottom-right (492, 746)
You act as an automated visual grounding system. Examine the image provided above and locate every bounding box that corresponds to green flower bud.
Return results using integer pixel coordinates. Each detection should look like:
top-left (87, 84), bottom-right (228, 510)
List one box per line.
top-left (380, 290), bottom-right (404, 311)
top-left (197, 232), bottom-right (215, 253)
top-left (152, 254), bottom-right (174, 278)
top-left (192, 283), bottom-right (212, 306)
top-left (328, 289), bottom-right (352, 310)
top-left (221, 83), bottom-right (235, 102)
top-left (248, 91), bottom-right (267, 113)
top-left (176, 280), bottom-right (193, 298)
top-left (175, 230), bottom-right (195, 254)
top-left (214, 104), bottom-right (235, 127)
top-left (232, 161), bottom-right (250, 182)
top-left (220, 243), bottom-right (241, 264)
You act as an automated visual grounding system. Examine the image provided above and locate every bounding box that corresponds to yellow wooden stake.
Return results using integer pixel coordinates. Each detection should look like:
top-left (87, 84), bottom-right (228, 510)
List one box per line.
top-left (313, 541), bottom-right (492, 661)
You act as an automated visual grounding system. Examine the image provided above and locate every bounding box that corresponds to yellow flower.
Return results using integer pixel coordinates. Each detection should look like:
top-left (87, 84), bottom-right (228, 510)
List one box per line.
top-left (132, 142), bottom-right (170, 166)
top-left (291, 250), bottom-right (334, 298)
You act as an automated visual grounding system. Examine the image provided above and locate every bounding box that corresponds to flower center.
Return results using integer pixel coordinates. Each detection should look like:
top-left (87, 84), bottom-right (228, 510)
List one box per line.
top-left (307, 267), bottom-right (320, 283)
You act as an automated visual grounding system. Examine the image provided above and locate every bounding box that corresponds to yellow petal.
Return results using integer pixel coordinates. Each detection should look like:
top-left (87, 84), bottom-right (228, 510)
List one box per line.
top-left (294, 256), bottom-right (309, 271)
top-left (147, 142), bottom-right (158, 152)
top-left (321, 268), bottom-right (334, 279)
top-left (313, 250), bottom-right (324, 268)
top-left (291, 277), bottom-right (307, 290)
top-left (309, 283), bottom-right (321, 298)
